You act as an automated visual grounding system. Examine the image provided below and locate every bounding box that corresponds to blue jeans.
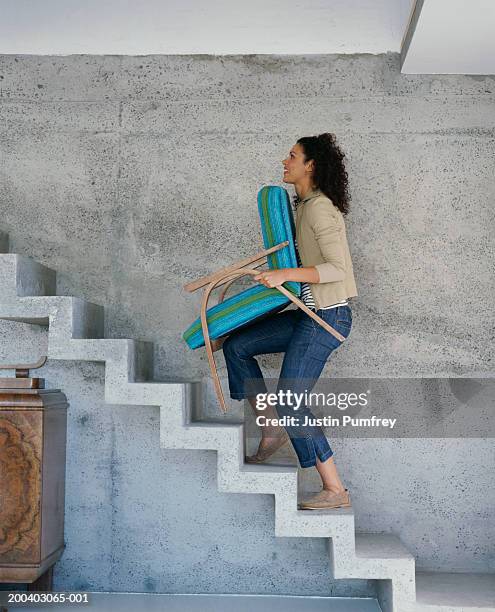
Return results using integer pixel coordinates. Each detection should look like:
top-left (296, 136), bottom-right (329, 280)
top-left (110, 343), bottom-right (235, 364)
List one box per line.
top-left (222, 304), bottom-right (353, 468)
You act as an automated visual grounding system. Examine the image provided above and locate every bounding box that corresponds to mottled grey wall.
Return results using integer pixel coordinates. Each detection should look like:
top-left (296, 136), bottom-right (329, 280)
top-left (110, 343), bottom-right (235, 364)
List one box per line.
top-left (0, 53), bottom-right (494, 590)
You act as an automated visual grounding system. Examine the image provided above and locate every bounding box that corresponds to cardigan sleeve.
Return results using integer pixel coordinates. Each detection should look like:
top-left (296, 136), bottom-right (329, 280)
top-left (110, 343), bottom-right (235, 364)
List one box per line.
top-left (306, 199), bottom-right (346, 284)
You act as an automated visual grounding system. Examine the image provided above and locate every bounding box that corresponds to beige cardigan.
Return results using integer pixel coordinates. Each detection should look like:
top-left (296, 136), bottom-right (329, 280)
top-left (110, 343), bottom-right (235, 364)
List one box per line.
top-left (295, 188), bottom-right (358, 310)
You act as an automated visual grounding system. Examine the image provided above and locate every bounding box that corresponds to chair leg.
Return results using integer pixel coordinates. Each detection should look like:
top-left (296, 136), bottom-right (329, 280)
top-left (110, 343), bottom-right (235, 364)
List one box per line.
top-left (204, 335), bottom-right (228, 412)
top-left (200, 286), bottom-right (229, 412)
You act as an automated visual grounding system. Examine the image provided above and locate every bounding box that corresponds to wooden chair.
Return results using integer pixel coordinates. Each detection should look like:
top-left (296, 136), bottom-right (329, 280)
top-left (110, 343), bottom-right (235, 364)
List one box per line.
top-left (182, 186), bottom-right (346, 413)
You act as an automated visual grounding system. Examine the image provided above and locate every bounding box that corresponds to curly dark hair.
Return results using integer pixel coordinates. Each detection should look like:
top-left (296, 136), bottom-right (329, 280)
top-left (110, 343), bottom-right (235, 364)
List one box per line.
top-left (296, 133), bottom-right (351, 216)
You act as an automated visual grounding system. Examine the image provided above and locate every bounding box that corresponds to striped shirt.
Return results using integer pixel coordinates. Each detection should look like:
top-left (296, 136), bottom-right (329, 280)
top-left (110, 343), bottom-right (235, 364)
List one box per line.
top-left (293, 195), bottom-right (348, 312)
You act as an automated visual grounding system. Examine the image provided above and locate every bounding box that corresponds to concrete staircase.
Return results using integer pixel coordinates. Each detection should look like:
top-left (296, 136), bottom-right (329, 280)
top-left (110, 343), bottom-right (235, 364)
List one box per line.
top-left (0, 231), bottom-right (493, 612)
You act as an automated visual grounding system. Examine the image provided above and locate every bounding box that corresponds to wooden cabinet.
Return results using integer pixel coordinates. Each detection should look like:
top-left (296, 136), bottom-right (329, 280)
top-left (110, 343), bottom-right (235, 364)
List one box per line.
top-left (0, 363), bottom-right (67, 584)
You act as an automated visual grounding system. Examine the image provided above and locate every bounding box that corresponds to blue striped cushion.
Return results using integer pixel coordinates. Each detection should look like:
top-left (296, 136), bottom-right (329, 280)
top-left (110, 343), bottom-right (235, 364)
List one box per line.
top-left (183, 186), bottom-right (301, 350)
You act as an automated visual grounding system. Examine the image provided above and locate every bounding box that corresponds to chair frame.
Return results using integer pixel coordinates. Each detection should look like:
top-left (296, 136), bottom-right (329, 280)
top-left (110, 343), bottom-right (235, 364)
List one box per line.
top-left (184, 241), bottom-right (346, 413)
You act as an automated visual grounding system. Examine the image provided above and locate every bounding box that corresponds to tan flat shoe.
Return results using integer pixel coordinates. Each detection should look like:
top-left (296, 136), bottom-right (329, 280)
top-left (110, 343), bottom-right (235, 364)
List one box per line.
top-left (245, 433), bottom-right (290, 463)
top-left (299, 488), bottom-right (351, 510)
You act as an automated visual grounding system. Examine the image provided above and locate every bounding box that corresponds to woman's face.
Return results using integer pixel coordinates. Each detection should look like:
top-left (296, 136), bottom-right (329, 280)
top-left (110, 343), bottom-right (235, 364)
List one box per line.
top-left (282, 143), bottom-right (312, 184)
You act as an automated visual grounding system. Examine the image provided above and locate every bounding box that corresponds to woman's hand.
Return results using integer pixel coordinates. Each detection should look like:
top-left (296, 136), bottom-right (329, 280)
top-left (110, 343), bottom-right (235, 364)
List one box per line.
top-left (254, 269), bottom-right (289, 288)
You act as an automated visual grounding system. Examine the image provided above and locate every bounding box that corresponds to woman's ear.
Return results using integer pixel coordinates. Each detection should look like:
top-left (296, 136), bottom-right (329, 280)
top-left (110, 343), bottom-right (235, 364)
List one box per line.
top-left (305, 159), bottom-right (315, 174)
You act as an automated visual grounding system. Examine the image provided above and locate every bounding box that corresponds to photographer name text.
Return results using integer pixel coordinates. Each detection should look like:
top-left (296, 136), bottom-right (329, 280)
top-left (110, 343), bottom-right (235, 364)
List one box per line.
top-left (256, 415), bottom-right (397, 429)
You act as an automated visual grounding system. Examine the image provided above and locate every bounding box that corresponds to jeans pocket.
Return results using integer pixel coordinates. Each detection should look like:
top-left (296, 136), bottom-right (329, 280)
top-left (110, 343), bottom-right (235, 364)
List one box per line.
top-left (335, 306), bottom-right (352, 329)
top-left (335, 320), bottom-right (352, 343)
top-left (322, 307), bottom-right (352, 343)
top-left (336, 317), bottom-right (351, 329)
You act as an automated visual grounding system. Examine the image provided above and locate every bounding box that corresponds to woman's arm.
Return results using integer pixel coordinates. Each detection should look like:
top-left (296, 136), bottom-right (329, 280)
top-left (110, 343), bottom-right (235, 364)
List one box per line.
top-left (306, 199), bottom-right (346, 283)
top-left (284, 266), bottom-right (320, 283)
top-left (254, 266), bottom-right (319, 287)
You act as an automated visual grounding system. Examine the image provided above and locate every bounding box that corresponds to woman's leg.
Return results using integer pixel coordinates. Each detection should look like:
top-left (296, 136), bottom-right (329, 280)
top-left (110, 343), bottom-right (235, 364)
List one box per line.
top-left (276, 305), bottom-right (352, 485)
top-left (316, 456), bottom-right (346, 493)
top-left (222, 309), bottom-right (298, 399)
top-left (222, 309), bottom-right (299, 452)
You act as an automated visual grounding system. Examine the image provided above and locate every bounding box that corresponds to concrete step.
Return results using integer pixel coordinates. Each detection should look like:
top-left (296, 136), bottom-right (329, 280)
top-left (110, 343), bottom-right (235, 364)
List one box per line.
top-left (241, 462), bottom-right (298, 475)
top-left (0, 253), bottom-right (57, 299)
top-left (275, 504), bottom-right (355, 539)
top-left (0, 295), bottom-right (104, 337)
top-left (354, 534), bottom-right (416, 604)
top-left (355, 534), bottom-right (415, 561)
top-left (330, 532), bottom-right (416, 610)
top-left (415, 571), bottom-right (495, 611)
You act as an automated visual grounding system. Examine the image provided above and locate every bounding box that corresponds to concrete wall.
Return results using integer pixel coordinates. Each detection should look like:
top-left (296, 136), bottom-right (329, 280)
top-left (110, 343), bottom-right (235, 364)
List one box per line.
top-left (0, 53), bottom-right (494, 589)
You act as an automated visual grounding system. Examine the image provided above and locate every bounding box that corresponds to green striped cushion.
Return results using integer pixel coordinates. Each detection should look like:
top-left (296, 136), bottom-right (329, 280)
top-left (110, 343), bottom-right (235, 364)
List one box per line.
top-left (183, 186), bottom-right (301, 350)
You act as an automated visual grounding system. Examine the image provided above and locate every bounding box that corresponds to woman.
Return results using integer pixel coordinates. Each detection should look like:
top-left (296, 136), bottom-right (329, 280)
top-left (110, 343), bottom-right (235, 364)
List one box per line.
top-left (222, 133), bottom-right (358, 510)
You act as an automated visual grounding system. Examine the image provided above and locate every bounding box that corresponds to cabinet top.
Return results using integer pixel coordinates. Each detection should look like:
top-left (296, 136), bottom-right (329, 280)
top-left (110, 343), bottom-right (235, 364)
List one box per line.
top-left (0, 388), bottom-right (68, 410)
top-left (0, 376), bottom-right (45, 390)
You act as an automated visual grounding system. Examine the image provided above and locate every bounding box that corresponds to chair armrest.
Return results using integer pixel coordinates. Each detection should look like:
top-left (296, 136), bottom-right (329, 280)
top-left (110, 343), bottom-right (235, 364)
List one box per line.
top-left (183, 241), bottom-right (289, 293)
top-left (218, 271), bottom-right (253, 304)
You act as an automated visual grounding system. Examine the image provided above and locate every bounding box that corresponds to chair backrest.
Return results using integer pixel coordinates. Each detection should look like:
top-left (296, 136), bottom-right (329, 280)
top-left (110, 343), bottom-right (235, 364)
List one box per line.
top-left (257, 186), bottom-right (300, 295)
